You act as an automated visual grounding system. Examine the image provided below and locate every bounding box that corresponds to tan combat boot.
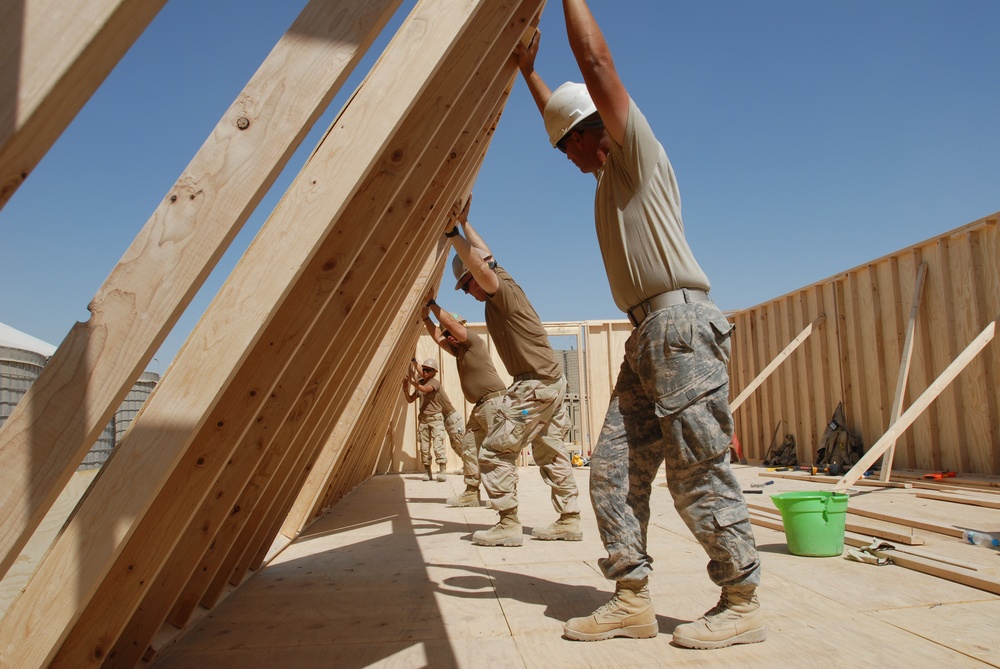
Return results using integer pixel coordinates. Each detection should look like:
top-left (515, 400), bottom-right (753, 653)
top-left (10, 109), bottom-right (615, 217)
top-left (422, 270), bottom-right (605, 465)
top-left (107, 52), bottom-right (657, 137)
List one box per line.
top-left (532, 512), bottom-right (583, 541)
top-left (422, 465), bottom-right (433, 481)
top-left (447, 486), bottom-right (481, 508)
top-left (671, 586), bottom-right (766, 649)
top-left (563, 580), bottom-right (657, 641)
top-left (436, 463), bottom-right (447, 482)
top-left (472, 510), bottom-right (522, 546)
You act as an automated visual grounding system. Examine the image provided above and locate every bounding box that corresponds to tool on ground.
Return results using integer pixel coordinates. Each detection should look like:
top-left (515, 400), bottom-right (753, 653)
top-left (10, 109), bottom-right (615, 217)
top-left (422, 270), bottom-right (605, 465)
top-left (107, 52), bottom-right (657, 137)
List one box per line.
top-left (801, 463), bottom-right (843, 476)
top-left (742, 490), bottom-right (764, 494)
top-left (751, 481), bottom-right (774, 488)
top-left (766, 466), bottom-right (792, 472)
top-left (922, 470), bottom-right (956, 480)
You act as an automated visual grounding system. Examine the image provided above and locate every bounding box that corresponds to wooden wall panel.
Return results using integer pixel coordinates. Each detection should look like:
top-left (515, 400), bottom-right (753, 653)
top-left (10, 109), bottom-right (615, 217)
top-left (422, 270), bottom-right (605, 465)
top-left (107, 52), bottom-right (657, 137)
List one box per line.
top-left (0, 0), bottom-right (402, 579)
top-left (0, 1), bottom-right (546, 666)
top-left (728, 213), bottom-right (999, 476)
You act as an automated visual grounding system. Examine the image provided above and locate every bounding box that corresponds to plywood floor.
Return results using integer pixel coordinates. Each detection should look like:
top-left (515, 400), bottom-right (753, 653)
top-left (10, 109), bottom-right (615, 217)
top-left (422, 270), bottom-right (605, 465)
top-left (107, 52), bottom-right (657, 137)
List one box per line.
top-left (151, 464), bottom-right (1000, 668)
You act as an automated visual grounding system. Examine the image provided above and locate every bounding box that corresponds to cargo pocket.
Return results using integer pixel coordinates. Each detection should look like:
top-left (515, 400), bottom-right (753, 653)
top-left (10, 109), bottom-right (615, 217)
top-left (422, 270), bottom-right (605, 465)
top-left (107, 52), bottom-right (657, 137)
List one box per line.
top-left (656, 380), bottom-right (732, 469)
top-left (483, 403), bottom-right (528, 455)
top-left (711, 502), bottom-right (758, 573)
top-left (707, 311), bottom-right (735, 361)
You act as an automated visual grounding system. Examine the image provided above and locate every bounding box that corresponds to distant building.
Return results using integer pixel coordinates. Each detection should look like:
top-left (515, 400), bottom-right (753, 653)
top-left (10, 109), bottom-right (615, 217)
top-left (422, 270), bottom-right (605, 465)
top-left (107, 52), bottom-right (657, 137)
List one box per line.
top-left (0, 322), bottom-right (158, 471)
top-left (555, 348), bottom-right (583, 449)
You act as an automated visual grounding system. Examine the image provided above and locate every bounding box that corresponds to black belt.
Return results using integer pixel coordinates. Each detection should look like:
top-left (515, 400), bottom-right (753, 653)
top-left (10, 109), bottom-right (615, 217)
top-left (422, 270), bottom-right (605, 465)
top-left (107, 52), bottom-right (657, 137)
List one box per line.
top-left (475, 389), bottom-right (505, 405)
top-left (627, 288), bottom-right (711, 327)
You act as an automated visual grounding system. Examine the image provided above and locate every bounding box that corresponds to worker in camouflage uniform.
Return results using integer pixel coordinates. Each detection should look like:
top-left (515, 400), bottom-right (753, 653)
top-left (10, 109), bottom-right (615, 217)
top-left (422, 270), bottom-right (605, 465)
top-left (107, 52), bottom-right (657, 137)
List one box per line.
top-left (513, 0), bottom-right (764, 648)
top-left (420, 300), bottom-right (507, 507)
top-left (445, 197), bottom-right (581, 548)
top-left (402, 358), bottom-right (448, 482)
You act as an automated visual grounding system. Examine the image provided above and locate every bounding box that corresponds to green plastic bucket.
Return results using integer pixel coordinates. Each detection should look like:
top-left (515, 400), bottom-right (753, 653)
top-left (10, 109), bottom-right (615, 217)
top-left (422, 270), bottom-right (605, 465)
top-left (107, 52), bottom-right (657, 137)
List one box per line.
top-left (770, 491), bottom-right (849, 556)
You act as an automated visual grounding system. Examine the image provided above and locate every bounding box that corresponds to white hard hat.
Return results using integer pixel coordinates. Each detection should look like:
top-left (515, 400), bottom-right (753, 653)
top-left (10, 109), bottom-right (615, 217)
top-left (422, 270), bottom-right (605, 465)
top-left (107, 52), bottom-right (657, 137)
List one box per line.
top-left (420, 358), bottom-right (438, 371)
top-left (452, 248), bottom-right (491, 290)
top-left (543, 82), bottom-right (597, 148)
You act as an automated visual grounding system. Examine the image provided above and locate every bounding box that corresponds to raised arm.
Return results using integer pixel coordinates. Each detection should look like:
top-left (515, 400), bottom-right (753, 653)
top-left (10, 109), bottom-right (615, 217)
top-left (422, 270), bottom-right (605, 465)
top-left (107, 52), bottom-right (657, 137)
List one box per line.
top-left (562, 0), bottom-right (629, 145)
top-left (444, 197), bottom-right (499, 294)
top-left (433, 304), bottom-right (469, 344)
top-left (513, 30), bottom-right (552, 116)
top-left (402, 376), bottom-right (417, 403)
top-left (424, 292), bottom-right (467, 350)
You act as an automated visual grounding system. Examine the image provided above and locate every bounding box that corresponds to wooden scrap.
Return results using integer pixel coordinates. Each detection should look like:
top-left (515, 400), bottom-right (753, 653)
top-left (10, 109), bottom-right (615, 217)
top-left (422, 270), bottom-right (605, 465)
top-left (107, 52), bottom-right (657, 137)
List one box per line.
top-left (844, 506), bottom-right (964, 539)
top-left (915, 492), bottom-right (1000, 510)
top-left (760, 471), bottom-right (912, 489)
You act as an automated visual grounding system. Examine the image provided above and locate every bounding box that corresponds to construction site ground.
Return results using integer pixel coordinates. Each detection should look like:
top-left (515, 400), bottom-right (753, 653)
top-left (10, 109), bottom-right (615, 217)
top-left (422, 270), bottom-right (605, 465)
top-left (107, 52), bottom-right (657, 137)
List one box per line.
top-left (151, 464), bottom-right (1000, 668)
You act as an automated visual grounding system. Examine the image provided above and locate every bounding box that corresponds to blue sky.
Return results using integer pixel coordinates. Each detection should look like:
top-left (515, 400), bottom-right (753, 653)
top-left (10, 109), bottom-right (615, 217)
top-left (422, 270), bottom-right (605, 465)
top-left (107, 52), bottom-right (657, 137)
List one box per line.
top-left (1, 0), bottom-right (998, 370)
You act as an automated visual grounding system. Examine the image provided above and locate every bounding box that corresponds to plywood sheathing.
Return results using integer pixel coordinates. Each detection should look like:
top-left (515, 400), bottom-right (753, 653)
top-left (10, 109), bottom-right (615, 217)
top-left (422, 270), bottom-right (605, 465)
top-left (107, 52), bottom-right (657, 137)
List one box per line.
top-left (148, 468), bottom-right (1000, 668)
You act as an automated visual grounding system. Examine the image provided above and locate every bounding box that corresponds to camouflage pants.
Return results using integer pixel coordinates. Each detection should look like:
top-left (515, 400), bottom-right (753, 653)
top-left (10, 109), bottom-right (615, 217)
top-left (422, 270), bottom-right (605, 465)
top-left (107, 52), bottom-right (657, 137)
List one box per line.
top-left (417, 413), bottom-right (446, 467)
top-left (591, 301), bottom-right (761, 588)
top-left (480, 376), bottom-right (579, 515)
top-left (459, 393), bottom-right (503, 488)
top-left (444, 411), bottom-right (465, 457)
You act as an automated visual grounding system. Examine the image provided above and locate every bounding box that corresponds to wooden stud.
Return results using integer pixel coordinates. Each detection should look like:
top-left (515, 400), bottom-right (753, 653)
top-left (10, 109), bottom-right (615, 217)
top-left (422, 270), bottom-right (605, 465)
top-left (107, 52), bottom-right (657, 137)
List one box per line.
top-left (0, 0), bottom-right (403, 579)
top-left (730, 314), bottom-right (825, 414)
top-left (879, 262), bottom-right (928, 480)
top-left (835, 316), bottom-right (998, 491)
top-left (0, 0), bottom-right (166, 207)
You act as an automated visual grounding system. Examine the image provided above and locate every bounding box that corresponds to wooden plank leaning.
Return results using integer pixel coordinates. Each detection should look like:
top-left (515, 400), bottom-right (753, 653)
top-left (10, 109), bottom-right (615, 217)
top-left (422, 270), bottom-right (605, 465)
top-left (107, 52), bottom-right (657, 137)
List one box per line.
top-left (0, 0), bottom-right (403, 579)
top-left (879, 262), bottom-right (928, 481)
top-left (0, 1), bottom-right (499, 666)
top-left (834, 315), bottom-right (998, 491)
top-left (730, 313), bottom-right (826, 414)
top-left (0, 0), bottom-right (167, 208)
top-left (41, 3), bottom-right (539, 667)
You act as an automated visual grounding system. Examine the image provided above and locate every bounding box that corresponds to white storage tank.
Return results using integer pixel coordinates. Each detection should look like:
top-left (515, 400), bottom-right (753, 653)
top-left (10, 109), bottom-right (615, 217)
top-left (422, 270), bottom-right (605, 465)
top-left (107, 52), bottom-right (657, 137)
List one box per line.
top-left (0, 322), bottom-right (157, 471)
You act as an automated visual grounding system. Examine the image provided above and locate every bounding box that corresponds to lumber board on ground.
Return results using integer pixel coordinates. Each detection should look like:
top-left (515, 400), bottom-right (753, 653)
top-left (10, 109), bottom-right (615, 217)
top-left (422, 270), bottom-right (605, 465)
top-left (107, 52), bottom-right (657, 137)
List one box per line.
top-left (888, 470), bottom-right (1000, 491)
top-left (0, 0), bottom-right (401, 580)
top-left (0, 0), bottom-right (165, 207)
top-left (761, 471), bottom-right (912, 489)
top-left (844, 506), bottom-right (964, 539)
top-left (915, 492), bottom-right (1000, 510)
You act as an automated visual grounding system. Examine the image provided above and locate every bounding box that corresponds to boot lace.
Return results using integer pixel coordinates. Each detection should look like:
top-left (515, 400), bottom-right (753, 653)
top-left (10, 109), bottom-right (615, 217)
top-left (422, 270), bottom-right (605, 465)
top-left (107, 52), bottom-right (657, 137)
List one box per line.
top-left (703, 592), bottom-right (731, 619)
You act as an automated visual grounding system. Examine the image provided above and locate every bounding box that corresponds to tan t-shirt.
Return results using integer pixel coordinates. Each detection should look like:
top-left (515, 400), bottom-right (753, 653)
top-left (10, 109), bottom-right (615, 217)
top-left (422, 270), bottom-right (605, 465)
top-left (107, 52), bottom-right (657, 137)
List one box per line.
top-left (437, 384), bottom-right (456, 415)
top-left (455, 330), bottom-right (506, 404)
top-left (485, 266), bottom-right (561, 381)
top-left (594, 99), bottom-right (711, 313)
top-left (417, 377), bottom-right (444, 417)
